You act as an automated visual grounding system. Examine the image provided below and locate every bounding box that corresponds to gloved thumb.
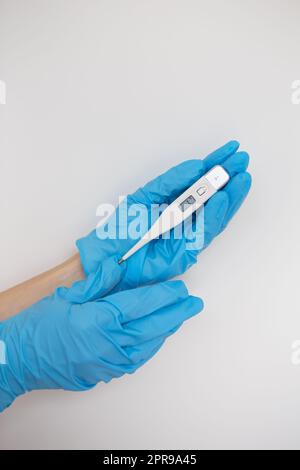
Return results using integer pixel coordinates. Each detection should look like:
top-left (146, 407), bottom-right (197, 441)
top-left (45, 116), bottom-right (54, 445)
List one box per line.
top-left (56, 255), bottom-right (125, 303)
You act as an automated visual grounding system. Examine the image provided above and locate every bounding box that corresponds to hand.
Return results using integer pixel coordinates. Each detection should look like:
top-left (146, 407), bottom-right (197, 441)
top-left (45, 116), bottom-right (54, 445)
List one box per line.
top-left (0, 257), bottom-right (203, 412)
top-left (77, 141), bottom-right (251, 291)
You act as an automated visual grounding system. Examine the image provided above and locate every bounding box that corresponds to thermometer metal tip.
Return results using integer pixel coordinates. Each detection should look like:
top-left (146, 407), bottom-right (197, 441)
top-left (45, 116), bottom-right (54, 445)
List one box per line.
top-left (118, 165), bottom-right (229, 264)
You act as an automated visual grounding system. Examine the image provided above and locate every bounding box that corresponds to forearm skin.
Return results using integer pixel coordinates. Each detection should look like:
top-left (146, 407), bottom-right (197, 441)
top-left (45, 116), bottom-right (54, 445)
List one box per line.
top-left (0, 254), bottom-right (85, 321)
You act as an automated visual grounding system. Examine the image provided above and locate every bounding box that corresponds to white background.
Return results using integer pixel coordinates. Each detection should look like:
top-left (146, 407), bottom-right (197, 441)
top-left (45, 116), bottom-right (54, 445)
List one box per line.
top-left (0, 0), bottom-right (300, 450)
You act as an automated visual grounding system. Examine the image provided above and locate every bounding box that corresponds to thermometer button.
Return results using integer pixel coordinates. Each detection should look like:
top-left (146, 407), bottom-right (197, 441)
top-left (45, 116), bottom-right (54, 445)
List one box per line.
top-left (197, 185), bottom-right (208, 196)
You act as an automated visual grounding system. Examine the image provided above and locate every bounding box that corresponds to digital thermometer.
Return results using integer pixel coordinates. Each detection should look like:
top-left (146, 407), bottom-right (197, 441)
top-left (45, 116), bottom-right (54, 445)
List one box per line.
top-left (119, 165), bottom-right (230, 264)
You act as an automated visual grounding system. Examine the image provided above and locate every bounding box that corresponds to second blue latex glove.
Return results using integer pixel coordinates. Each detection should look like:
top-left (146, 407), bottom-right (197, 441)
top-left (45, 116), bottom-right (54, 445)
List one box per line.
top-left (0, 257), bottom-right (202, 413)
top-left (77, 141), bottom-right (252, 290)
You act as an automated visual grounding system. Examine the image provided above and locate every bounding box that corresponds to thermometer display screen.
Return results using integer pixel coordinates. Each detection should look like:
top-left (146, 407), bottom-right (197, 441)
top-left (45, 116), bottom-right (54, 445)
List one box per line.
top-left (179, 195), bottom-right (196, 212)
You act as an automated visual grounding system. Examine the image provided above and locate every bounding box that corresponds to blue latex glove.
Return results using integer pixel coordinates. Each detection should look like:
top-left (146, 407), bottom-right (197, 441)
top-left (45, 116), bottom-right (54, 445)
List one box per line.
top-left (77, 141), bottom-right (252, 291)
top-left (0, 257), bottom-right (203, 412)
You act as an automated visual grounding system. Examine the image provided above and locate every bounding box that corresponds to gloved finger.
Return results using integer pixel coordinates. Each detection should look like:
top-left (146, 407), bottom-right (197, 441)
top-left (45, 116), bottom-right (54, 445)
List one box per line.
top-left (131, 140), bottom-right (240, 205)
top-left (221, 151), bottom-right (250, 177)
top-left (186, 165), bottom-right (250, 251)
top-left (203, 140), bottom-right (240, 169)
top-left (56, 256), bottom-right (124, 303)
top-left (125, 320), bottom-right (186, 364)
top-left (121, 295), bottom-right (203, 346)
top-left (104, 280), bottom-right (190, 323)
top-left (202, 191), bottom-right (229, 248)
top-left (182, 191), bottom-right (228, 253)
top-left (220, 172), bottom-right (252, 231)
